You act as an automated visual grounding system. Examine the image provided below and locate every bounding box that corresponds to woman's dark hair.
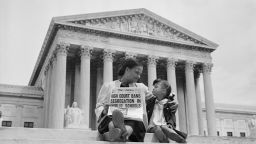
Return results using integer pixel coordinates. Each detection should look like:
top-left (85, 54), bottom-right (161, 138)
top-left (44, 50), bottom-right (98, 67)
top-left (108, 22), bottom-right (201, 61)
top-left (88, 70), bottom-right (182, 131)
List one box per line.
top-left (118, 58), bottom-right (143, 76)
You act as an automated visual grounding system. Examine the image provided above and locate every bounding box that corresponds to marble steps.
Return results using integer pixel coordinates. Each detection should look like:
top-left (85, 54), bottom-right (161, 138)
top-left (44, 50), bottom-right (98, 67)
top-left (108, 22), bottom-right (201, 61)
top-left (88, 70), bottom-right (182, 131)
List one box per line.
top-left (0, 127), bottom-right (255, 144)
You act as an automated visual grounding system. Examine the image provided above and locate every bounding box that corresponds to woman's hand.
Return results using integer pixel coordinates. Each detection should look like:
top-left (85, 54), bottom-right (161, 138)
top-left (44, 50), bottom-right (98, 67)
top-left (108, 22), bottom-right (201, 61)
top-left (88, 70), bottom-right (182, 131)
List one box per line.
top-left (102, 104), bottom-right (109, 115)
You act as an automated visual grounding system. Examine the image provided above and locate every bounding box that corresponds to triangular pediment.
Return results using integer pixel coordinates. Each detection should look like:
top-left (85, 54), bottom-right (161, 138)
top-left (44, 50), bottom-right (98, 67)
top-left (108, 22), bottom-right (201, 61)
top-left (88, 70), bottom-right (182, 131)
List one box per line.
top-left (54, 8), bottom-right (218, 48)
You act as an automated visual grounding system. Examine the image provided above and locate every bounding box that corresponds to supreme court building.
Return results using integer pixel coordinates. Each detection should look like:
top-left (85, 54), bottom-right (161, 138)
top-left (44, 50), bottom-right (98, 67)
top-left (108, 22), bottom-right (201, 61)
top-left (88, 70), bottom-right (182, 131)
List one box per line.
top-left (0, 9), bottom-right (221, 136)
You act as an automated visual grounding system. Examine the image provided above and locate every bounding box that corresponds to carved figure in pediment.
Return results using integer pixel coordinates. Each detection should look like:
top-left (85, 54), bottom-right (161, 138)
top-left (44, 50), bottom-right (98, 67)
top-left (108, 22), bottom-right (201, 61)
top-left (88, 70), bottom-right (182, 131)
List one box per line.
top-left (94, 19), bottom-right (105, 28)
top-left (154, 23), bottom-right (159, 34)
top-left (101, 19), bottom-right (108, 28)
top-left (158, 24), bottom-right (165, 37)
top-left (91, 19), bottom-right (97, 26)
top-left (118, 17), bottom-right (127, 31)
top-left (120, 18), bottom-right (129, 32)
top-left (105, 19), bottom-right (112, 29)
top-left (163, 28), bottom-right (170, 38)
top-left (129, 17), bottom-right (139, 33)
top-left (138, 20), bottom-right (147, 35)
top-left (147, 22), bottom-right (155, 36)
top-left (173, 33), bottom-right (182, 41)
top-left (161, 27), bottom-right (167, 38)
top-left (165, 29), bottom-right (175, 39)
top-left (154, 23), bottom-right (163, 36)
top-left (109, 18), bottom-right (121, 31)
top-left (85, 20), bottom-right (93, 27)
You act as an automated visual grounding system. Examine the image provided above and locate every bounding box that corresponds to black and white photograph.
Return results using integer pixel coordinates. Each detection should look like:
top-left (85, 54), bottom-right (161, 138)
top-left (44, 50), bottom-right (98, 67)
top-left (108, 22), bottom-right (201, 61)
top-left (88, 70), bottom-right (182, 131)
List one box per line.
top-left (0, 0), bottom-right (255, 143)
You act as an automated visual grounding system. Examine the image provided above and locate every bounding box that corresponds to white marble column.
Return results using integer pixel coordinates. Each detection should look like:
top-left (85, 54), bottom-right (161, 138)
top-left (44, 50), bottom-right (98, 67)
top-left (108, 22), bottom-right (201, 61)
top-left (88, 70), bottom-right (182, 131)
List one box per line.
top-left (176, 77), bottom-right (187, 133)
top-left (79, 45), bottom-right (91, 129)
top-left (48, 56), bottom-right (56, 128)
top-left (167, 58), bottom-right (179, 129)
top-left (74, 62), bottom-right (80, 103)
top-left (195, 72), bottom-right (204, 135)
top-left (49, 42), bottom-right (69, 128)
top-left (103, 49), bottom-right (114, 83)
top-left (43, 63), bottom-right (51, 128)
top-left (185, 61), bottom-right (199, 135)
top-left (96, 63), bottom-right (103, 127)
top-left (147, 56), bottom-right (157, 91)
top-left (203, 63), bottom-right (217, 136)
top-left (96, 65), bottom-right (103, 97)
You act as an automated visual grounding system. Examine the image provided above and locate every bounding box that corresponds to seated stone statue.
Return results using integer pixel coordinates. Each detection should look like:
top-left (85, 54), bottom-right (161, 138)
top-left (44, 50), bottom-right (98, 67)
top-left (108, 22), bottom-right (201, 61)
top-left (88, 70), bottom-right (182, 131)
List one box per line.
top-left (0, 111), bottom-right (3, 127)
top-left (64, 102), bottom-right (82, 128)
top-left (248, 115), bottom-right (256, 138)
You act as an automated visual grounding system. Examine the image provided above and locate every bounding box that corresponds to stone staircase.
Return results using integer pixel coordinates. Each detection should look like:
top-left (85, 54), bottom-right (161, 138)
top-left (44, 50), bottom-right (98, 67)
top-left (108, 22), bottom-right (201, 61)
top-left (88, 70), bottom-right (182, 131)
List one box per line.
top-left (0, 127), bottom-right (255, 144)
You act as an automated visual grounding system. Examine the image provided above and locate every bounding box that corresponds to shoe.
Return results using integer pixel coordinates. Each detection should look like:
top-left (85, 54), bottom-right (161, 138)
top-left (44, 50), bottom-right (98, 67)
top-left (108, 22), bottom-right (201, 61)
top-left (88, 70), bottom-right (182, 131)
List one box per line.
top-left (173, 129), bottom-right (188, 139)
top-left (112, 109), bottom-right (126, 133)
top-left (162, 127), bottom-right (186, 143)
top-left (109, 127), bottom-right (122, 142)
top-left (154, 127), bottom-right (169, 143)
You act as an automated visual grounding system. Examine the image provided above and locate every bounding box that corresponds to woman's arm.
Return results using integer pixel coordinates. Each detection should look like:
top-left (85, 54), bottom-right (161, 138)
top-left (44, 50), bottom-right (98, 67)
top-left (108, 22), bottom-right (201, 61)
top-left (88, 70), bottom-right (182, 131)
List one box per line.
top-left (95, 82), bottom-right (111, 121)
top-left (138, 83), bottom-right (153, 100)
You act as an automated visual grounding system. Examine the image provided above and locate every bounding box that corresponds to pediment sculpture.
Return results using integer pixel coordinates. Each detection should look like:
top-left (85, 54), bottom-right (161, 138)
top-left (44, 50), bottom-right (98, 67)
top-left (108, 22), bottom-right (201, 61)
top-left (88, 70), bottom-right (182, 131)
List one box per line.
top-left (70, 14), bottom-right (205, 45)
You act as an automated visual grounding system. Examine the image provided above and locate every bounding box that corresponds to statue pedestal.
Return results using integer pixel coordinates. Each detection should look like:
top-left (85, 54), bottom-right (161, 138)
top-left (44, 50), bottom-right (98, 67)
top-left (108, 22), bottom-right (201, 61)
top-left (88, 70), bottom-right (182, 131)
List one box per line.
top-left (248, 116), bottom-right (256, 138)
top-left (249, 128), bottom-right (256, 138)
top-left (65, 124), bottom-right (90, 130)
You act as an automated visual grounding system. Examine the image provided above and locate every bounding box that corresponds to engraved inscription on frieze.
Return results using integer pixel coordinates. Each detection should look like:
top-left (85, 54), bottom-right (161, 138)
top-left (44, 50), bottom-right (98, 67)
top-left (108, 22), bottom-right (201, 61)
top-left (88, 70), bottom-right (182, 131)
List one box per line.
top-left (69, 14), bottom-right (205, 45)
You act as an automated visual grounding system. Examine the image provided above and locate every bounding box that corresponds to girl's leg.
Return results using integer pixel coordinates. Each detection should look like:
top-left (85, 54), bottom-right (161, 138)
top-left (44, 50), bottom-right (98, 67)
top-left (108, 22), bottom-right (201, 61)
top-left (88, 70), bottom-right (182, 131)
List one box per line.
top-left (161, 125), bottom-right (186, 143)
top-left (124, 120), bottom-right (146, 142)
top-left (148, 126), bottom-right (169, 143)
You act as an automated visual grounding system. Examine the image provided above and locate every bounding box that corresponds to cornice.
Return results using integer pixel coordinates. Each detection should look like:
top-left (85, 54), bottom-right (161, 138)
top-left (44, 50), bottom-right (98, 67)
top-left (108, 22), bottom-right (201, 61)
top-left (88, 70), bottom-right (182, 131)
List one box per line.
top-left (0, 84), bottom-right (44, 99)
top-left (202, 108), bottom-right (256, 116)
top-left (56, 22), bottom-right (215, 50)
top-left (0, 92), bottom-right (43, 100)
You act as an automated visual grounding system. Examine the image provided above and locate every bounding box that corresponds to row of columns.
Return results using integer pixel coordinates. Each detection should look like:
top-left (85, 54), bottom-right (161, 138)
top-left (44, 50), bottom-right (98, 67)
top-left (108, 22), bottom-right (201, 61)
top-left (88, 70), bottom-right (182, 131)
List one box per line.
top-left (44, 43), bottom-right (93, 129)
top-left (44, 44), bottom-right (116, 129)
top-left (44, 43), bottom-right (216, 136)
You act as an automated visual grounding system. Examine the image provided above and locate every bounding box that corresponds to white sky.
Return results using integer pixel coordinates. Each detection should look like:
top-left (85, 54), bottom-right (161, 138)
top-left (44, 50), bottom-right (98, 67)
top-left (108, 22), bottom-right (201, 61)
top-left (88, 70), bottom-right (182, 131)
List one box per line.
top-left (0, 0), bottom-right (255, 106)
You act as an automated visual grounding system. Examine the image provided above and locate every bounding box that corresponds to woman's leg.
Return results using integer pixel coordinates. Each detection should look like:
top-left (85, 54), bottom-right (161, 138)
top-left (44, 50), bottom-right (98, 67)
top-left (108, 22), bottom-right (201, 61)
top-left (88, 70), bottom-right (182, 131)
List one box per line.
top-left (107, 121), bottom-right (122, 142)
top-left (108, 109), bottom-right (127, 141)
top-left (123, 125), bottom-right (133, 140)
top-left (112, 109), bottom-right (126, 132)
top-left (125, 120), bottom-right (146, 142)
top-left (161, 125), bottom-right (186, 143)
top-left (148, 126), bottom-right (169, 143)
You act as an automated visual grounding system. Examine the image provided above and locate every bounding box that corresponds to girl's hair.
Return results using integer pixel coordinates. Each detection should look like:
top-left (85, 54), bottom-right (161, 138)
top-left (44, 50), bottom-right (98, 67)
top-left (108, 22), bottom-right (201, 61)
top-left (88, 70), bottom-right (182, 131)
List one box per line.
top-left (153, 79), bottom-right (172, 99)
top-left (118, 58), bottom-right (143, 76)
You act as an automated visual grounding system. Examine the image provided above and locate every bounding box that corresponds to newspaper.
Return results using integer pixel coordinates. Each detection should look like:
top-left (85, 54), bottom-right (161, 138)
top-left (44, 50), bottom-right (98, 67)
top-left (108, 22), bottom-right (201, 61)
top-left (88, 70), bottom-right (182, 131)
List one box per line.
top-left (107, 87), bottom-right (144, 121)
